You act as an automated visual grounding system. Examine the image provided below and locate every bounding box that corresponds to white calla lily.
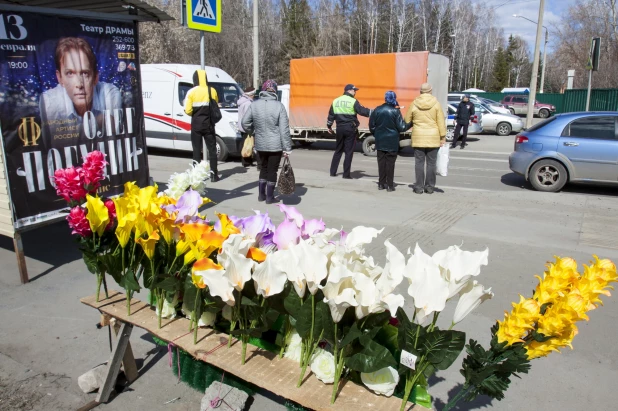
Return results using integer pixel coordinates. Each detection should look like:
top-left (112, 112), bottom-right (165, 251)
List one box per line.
top-left (345, 226), bottom-right (384, 253)
top-left (404, 243), bottom-right (450, 316)
top-left (291, 239), bottom-right (328, 295)
top-left (274, 248), bottom-right (306, 298)
top-left (192, 261), bottom-right (236, 306)
top-left (361, 366), bottom-right (400, 397)
top-left (433, 245), bottom-right (488, 290)
top-left (253, 250), bottom-right (288, 298)
top-left (453, 280), bottom-right (494, 325)
top-left (321, 263), bottom-right (358, 323)
top-left (219, 234), bottom-right (255, 291)
top-left (375, 239), bottom-right (405, 294)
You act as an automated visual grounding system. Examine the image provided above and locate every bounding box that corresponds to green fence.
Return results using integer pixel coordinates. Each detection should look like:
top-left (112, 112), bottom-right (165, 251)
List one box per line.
top-left (469, 89), bottom-right (618, 114)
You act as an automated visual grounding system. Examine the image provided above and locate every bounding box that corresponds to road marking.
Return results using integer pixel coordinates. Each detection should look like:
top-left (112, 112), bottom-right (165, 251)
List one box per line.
top-left (448, 156), bottom-right (506, 163)
top-left (451, 150), bottom-right (511, 155)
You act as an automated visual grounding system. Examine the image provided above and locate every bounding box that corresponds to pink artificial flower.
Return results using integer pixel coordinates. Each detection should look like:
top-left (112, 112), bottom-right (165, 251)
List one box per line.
top-left (104, 199), bottom-right (116, 230)
top-left (82, 151), bottom-right (107, 193)
top-left (67, 206), bottom-right (92, 237)
top-left (54, 167), bottom-right (87, 204)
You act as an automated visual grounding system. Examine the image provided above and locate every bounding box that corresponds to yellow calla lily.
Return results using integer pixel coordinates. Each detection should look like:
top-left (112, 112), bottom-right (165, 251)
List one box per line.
top-left (180, 222), bottom-right (212, 243)
top-left (176, 239), bottom-right (192, 257)
top-left (116, 213), bottom-right (136, 248)
top-left (85, 195), bottom-right (110, 236)
top-left (191, 272), bottom-right (207, 289)
top-left (123, 181), bottom-right (140, 197)
top-left (137, 186), bottom-right (158, 212)
top-left (136, 230), bottom-right (160, 260)
top-left (113, 197), bottom-right (133, 222)
top-left (197, 230), bottom-right (226, 256)
top-left (247, 247), bottom-right (267, 263)
top-left (216, 212), bottom-right (240, 238)
top-left (159, 218), bottom-right (177, 244)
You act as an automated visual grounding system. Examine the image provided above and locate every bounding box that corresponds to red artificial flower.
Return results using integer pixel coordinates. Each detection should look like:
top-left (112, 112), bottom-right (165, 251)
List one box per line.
top-left (67, 206), bottom-right (92, 237)
top-left (54, 167), bottom-right (87, 204)
top-left (104, 199), bottom-right (116, 230)
top-left (82, 151), bottom-right (107, 193)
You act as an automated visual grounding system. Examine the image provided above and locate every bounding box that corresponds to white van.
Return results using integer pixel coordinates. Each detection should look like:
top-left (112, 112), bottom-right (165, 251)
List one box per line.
top-left (141, 64), bottom-right (243, 161)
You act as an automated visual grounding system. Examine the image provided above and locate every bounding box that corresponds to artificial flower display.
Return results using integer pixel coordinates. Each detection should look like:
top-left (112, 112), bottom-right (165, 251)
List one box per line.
top-left (58, 155), bottom-right (615, 410)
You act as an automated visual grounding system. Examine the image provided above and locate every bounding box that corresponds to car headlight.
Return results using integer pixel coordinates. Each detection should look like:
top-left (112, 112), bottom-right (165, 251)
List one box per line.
top-left (229, 121), bottom-right (239, 132)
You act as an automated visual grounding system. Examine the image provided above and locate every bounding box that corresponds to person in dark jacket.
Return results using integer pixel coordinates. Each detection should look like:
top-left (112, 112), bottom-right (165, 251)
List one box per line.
top-left (369, 91), bottom-right (412, 192)
top-left (184, 70), bottom-right (220, 181)
top-left (241, 80), bottom-right (292, 204)
top-left (451, 94), bottom-right (475, 149)
top-left (327, 84), bottom-right (371, 179)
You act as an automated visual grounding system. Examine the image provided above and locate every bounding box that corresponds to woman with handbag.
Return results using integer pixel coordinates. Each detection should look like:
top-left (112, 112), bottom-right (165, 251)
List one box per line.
top-left (237, 87), bottom-right (258, 167)
top-left (241, 80), bottom-right (292, 204)
top-left (369, 91), bottom-right (412, 192)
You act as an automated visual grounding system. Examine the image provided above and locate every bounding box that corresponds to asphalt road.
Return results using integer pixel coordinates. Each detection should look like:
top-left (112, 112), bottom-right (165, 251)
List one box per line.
top-left (2, 130), bottom-right (618, 411)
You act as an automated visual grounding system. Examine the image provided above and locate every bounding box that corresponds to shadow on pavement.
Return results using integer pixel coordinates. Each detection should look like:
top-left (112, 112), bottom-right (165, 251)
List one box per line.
top-left (433, 383), bottom-right (493, 411)
top-left (350, 170), bottom-right (378, 179)
top-left (500, 172), bottom-right (529, 189)
top-left (0, 220), bottom-right (81, 282)
top-left (280, 183), bottom-right (308, 205)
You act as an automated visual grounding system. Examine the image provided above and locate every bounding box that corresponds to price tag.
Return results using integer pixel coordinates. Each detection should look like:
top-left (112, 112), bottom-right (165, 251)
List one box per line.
top-left (400, 350), bottom-right (417, 370)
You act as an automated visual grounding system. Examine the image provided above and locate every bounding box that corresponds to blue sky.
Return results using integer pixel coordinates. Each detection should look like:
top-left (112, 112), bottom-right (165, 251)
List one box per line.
top-left (489, 0), bottom-right (577, 52)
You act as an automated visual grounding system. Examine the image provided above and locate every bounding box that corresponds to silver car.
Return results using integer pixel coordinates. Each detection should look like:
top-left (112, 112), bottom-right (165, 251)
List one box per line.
top-left (446, 104), bottom-right (483, 142)
top-left (474, 103), bottom-right (524, 136)
top-left (448, 93), bottom-right (511, 115)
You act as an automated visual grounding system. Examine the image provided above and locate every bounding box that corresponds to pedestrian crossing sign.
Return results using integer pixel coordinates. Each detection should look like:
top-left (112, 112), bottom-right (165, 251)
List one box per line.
top-left (185, 0), bottom-right (221, 33)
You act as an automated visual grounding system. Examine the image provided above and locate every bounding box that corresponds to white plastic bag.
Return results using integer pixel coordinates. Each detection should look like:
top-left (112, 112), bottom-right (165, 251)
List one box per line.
top-left (436, 145), bottom-right (449, 177)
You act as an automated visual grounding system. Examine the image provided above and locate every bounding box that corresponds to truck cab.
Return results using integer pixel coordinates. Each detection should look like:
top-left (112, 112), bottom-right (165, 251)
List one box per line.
top-left (141, 64), bottom-right (243, 161)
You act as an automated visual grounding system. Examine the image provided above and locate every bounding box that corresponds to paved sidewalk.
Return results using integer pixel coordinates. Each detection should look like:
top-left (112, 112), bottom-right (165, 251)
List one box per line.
top-left (1, 153), bottom-right (617, 411)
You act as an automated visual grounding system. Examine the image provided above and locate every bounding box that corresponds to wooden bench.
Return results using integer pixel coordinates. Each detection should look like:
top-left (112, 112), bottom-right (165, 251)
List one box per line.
top-left (81, 290), bottom-right (429, 411)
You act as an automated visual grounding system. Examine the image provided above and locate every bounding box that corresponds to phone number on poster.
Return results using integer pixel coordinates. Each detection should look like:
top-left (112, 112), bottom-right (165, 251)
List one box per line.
top-left (115, 44), bottom-right (136, 51)
top-left (112, 36), bottom-right (135, 44)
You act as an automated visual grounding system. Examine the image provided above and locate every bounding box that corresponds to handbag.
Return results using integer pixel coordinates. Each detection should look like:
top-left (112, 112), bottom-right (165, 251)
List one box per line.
top-left (208, 86), bottom-right (222, 127)
top-left (241, 135), bottom-right (254, 158)
top-left (436, 145), bottom-right (450, 177)
top-left (277, 156), bottom-right (295, 195)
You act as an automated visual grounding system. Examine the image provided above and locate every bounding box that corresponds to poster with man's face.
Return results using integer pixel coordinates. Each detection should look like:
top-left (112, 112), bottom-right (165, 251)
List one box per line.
top-left (0, 12), bottom-right (149, 228)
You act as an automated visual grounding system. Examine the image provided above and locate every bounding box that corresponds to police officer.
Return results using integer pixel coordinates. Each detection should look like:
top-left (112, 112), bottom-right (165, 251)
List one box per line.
top-left (328, 84), bottom-right (371, 179)
top-left (451, 94), bottom-right (475, 150)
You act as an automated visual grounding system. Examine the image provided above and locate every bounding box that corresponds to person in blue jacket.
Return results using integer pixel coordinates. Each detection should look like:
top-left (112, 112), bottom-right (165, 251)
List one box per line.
top-left (369, 91), bottom-right (412, 192)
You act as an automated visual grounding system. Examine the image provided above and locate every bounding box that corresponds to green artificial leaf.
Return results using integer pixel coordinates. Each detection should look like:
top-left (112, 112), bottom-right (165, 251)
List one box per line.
top-left (345, 335), bottom-right (397, 373)
top-left (82, 251), bottom-right (98, 275)
top-left (183, 276), bottom-right (198, 312)
top-left (411, 385), bottom-right (432, 409)
top-left (157, 276), bottom-right (180, 293)
top-left (241, 295), bottom-right (258, 306)
top-left (119, 270), bottom-right (141, 292)
top-left (531, 330), bottom-right (553, 343)
top-left (361, 311), bottom-right (390, 330)
top-left (396, 307), bottom-right (426, 352)
top-left (340, 322), bottom-right (363, 347)
top-left (283, 285), bottom-right (302, 319)
top-left (296, 297), bottom-right (319, 339)
top-left (417, 329), bottom-right (466, 371)
top-left (318, 301), bottom-right (335, 345)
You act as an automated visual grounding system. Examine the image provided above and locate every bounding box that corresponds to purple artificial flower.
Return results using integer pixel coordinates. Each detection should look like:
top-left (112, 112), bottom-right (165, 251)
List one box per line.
top-left (238, 211), bottom-right (275, 239)
top-left (273, 219), bottom-right (301, 250)
top-left (302, 218), bottom-right (325, 238)
top-left (277, 204), bottom-right (304, 228)
top-left (164, 189), bottom-right (203, 223)
top-left (339, 229), bottom-right (348, 245)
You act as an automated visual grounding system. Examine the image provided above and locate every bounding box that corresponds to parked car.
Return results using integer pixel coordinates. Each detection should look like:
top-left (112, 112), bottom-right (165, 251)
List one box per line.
top-left (509, 112), bottom-right (618, 192)
top-left (448, 93), bottom-right (511, 115)
top-left (501, 95), bottom-right (556, 118)
top-left (474, 103), bottom-right (524, 136)
top-left (446, 104), bottom-right (483, 141)
top-left (478, 97), bottom-right (511, 114)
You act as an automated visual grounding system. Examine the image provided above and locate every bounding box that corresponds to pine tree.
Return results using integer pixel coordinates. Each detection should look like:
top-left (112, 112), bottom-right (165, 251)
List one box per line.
top-left (490, 47), bottom-right (509, 91)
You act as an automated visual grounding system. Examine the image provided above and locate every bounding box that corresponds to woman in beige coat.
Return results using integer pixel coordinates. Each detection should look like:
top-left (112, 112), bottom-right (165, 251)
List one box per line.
top-left (404, 83), bottom-right (446, 194)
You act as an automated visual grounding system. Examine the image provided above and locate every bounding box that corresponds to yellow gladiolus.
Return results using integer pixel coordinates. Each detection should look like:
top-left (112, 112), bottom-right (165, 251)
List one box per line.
top-left (116, 214), bottom-right (136, 248)
top-left (496, 295), bottom-right (540, 346)
top-left (85, 195), bottom-right (110, 236)
top-left (136, 231), bottom-right (160, 260)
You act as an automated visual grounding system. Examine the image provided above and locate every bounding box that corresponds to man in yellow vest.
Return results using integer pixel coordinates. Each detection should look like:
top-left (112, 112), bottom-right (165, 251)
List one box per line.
top-left (327, 84), bottom-right (371, 179)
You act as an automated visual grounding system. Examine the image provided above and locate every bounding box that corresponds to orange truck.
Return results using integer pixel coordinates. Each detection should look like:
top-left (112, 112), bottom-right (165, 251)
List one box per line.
top-left (279, 51), bottom-right (449, 155)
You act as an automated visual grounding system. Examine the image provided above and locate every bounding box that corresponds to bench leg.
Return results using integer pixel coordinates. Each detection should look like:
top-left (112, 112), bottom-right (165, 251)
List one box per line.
top-left (96, 322), bottom-right (134, 403)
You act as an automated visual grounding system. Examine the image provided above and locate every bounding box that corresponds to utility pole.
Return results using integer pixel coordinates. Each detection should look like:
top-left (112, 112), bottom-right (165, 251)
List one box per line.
top-left (539, 28), bottom-right (548, 93)
top-left (525, 0), bottom-right (545, 129)
top-left (253, 0), bottom-right (259, 90)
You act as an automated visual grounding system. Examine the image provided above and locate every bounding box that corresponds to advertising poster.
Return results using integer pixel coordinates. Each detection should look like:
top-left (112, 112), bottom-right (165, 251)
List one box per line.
top-left (0, 12), bottom-right (149, 228)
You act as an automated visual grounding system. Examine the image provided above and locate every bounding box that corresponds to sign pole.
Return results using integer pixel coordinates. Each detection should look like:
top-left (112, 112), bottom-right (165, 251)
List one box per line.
top-left (586, 70), bottom-right (592, 111)
top-left (525, 0), bottom-right (545, 129)
top-left (201, 31), bottom-right (207, 162)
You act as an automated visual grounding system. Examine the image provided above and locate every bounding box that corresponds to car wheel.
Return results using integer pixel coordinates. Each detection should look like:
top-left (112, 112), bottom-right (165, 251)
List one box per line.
top-left (538, 108), bottom-right (549, 118)
top-left (509, 108), bottom-right (516, 115)
top-left (496, 122), bottom-right (512, 136)
top-left (362, 136), bottom-right (377, 156)
top-left (446, 127), bottom-right (455, 142)
top-left (529, 159), bottom-right (568, 192)
top-left (215, 136), bottom-right (229, 161)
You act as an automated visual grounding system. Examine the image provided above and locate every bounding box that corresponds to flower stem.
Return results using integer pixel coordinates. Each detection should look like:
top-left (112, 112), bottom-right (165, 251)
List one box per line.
top-left (279, 316), bottom-right (290, 359)
top-left (241, 335), bottom-right (247, 365)
top-left (102, 273), bottom-right (109, 299)
top-left (228, 320), bottom-right (237, 348)
top-left (297, 294), bottom-right (317, 387)
top-left (193, 289), bottom-right (201, 344)
top-left (126, 290), bottom-right (131, 316)
top-left (96, 273), bottom-right (103, 303)
top-left (331, 323), bottom-right (341, 404)
top-left (157, 290), bottom-right (164, 329)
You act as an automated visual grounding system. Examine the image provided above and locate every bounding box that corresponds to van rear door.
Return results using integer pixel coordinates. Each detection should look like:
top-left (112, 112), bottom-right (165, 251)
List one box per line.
top-left (173, 80), bottom-right (194, 151)
top-left (142, 70), bottom-right (175, 149)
